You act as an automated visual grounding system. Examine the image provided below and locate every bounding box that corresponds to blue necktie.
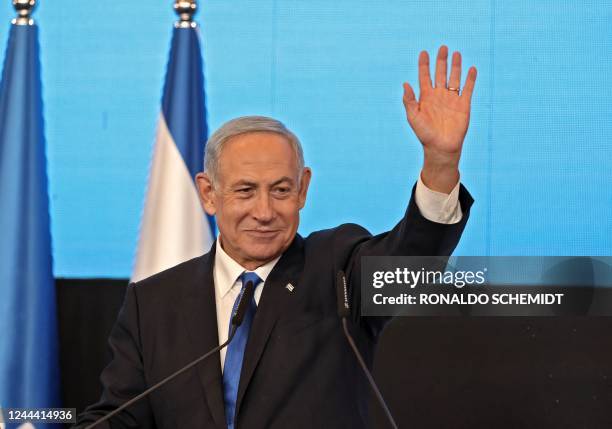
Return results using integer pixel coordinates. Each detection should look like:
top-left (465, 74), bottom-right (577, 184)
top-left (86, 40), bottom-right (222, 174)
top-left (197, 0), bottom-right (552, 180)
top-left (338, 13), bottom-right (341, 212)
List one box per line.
top-left (223, 271), bottom-right (262, 429)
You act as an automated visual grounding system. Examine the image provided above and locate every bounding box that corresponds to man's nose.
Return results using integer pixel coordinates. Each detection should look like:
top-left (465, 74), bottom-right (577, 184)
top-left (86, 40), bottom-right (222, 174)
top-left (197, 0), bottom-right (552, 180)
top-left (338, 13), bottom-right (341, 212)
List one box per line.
top-left (252, 192), bottom-right (274, 222)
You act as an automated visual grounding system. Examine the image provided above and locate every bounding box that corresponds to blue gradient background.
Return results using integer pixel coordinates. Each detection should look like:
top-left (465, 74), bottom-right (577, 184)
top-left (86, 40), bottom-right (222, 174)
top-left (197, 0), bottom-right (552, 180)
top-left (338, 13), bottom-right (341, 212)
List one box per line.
top-left (0, 1), bottom-right (610, 278)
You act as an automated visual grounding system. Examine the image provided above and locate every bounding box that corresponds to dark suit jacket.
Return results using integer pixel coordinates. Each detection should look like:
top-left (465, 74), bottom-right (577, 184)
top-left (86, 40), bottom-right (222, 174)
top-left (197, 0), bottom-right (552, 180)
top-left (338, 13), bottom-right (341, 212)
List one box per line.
top-left (74, 185), bottom-right (473, 428)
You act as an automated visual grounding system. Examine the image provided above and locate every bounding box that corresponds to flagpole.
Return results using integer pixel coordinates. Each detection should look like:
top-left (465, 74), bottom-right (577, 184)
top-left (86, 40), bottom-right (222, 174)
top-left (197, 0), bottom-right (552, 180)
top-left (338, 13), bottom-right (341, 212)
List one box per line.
top-left (12, 0), bottom-right (36, 26)
top-left (174, 0), bottom-right (198, 28)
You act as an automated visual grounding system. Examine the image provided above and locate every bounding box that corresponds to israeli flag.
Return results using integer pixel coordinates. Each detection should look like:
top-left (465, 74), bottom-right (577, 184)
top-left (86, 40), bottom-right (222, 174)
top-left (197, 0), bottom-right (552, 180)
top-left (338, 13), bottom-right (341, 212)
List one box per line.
top-left (132, 24), bottom-right (215, 282)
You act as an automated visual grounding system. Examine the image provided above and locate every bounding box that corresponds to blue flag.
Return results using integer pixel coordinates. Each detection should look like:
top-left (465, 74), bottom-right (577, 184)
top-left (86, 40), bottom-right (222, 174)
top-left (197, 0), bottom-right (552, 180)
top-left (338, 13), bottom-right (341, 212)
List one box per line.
top-left (0, 22), bottom-right (61, 423)
top-left (132, 26), bottom-right (215, 281)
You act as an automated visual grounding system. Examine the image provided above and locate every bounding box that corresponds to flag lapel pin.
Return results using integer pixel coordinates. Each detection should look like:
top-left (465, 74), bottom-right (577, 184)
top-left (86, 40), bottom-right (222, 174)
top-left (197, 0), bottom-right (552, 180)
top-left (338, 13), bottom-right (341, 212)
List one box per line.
top-left (285, 283), bottom-right (295, 292)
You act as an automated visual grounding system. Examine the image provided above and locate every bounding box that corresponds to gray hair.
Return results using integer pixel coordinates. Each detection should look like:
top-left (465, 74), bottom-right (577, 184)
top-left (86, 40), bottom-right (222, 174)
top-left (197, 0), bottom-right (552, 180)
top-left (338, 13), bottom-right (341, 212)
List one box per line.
top-left (204, 115), bottom-right (305, 186)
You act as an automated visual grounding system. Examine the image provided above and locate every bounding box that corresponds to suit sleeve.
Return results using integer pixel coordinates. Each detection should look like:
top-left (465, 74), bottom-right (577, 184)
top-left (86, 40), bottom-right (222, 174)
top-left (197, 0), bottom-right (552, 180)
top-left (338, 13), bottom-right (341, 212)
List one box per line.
top-left (343, 183), bottom-right (474, 338)
top-left (72, 284), bottom-right (156, 429)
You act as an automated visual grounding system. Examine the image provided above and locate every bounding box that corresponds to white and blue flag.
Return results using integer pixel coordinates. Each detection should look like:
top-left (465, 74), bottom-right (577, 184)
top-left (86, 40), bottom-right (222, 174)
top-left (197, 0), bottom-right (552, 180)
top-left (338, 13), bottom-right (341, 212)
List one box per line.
top-left (132, 24), bottom-right (215, 282)
top-left (0, 18), bottom-right (60, 429)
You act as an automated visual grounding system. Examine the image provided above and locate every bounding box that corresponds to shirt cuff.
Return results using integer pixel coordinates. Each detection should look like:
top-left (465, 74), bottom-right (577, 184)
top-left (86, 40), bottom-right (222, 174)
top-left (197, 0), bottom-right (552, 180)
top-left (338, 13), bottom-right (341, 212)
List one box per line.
top-left (414, 174), bottom-right (463, 224)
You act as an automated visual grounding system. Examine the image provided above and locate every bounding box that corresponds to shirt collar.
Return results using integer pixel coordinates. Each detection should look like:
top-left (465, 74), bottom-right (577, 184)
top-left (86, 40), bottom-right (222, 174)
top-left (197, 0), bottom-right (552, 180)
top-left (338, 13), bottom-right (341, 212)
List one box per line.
top-left (214, 236), bottom-right (281, 299)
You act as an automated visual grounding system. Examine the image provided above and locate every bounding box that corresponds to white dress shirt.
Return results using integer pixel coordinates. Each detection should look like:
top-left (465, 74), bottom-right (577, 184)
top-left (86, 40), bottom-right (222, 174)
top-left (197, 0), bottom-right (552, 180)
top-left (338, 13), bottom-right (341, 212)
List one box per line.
top-left (214, 241), bottom-right (281, 371)
top-left (214, 178), bottom-right (462, 370)
top-left (415, 174), bottom-right (463, 224)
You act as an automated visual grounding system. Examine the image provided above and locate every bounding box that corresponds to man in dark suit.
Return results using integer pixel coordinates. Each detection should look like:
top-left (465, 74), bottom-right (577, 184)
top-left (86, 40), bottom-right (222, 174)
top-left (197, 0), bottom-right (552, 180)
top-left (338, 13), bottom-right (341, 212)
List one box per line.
top-left (75, 45), bottom-right (477, 428)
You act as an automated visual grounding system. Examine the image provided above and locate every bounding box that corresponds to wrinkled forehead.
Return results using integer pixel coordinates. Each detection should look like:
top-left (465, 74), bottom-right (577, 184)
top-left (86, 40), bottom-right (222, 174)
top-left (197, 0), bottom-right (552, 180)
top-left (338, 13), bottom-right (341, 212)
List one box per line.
top-left (217, 132), bottom-right (300, 183)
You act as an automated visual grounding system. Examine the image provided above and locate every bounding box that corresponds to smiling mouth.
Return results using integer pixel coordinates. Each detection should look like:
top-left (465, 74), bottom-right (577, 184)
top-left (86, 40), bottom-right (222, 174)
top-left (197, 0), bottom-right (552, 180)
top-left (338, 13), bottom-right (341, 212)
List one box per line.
top-left (244, 229), bottom-right (281, 237)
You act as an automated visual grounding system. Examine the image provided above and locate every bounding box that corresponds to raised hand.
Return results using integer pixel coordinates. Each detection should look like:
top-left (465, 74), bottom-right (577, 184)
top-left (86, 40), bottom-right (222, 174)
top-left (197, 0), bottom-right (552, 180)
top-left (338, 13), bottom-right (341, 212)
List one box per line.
top-left (402, 45), bottom-right (477, 193)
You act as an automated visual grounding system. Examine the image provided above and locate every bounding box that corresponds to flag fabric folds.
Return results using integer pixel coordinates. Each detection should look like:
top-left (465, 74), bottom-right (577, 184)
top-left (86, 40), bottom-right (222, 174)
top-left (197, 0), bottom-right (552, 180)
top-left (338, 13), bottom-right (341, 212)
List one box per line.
top-left (0, 22), bottom-right (61, 425)
top-left (132, 26), bottom-right (215, 282)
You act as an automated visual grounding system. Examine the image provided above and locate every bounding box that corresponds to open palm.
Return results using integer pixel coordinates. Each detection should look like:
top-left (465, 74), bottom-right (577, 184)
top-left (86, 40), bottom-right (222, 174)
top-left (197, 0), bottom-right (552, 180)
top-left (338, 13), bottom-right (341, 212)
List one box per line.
top-left (403, 46), bottom-right (477, 159)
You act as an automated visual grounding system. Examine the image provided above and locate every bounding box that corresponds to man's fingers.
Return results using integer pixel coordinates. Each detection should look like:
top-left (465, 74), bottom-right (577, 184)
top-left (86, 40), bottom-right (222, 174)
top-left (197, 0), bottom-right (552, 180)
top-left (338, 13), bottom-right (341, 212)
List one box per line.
top-left (403, 82), bottom-right (416, 101)
top-left (461, 66), bottom-right (477, 104)
top-left (448, 51), bottom-right (462, 91)
top-left (402, 82), bottom-right (418, 119)
top-left (434, 45), bottom-right (449, 89)
top-left (418, 51), bottom-right (432, 92)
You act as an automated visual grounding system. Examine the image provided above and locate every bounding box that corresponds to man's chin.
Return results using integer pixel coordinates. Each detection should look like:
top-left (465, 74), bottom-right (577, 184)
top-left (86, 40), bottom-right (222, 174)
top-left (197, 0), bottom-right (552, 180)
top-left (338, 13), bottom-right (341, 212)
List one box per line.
top-left (242, 242), bottom-right (286, 266)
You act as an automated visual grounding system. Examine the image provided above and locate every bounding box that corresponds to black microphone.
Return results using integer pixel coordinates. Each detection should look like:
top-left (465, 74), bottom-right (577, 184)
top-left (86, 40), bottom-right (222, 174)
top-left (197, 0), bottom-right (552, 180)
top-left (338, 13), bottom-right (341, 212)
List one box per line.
top-left (232, 280), bottom-right (255, 326)
top-left (336, 270), bottom-right (399, 429)
top-left (336, 270), bottom-right (350, 318)
top-left (84, 280), bottom-right (256, 429)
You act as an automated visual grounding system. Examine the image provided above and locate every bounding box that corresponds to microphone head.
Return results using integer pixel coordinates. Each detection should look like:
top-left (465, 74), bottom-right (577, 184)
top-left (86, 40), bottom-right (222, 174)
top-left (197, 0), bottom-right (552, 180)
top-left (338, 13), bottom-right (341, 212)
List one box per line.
top-left (232, 280), bottom-right (255, 327)
top-left (336, 270), bottom-right (350, 318)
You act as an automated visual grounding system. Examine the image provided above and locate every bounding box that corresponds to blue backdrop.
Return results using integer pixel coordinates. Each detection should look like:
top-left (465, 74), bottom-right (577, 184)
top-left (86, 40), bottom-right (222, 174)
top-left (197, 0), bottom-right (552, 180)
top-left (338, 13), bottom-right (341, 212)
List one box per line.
top-left (0, 1), bottom-right (610, 278)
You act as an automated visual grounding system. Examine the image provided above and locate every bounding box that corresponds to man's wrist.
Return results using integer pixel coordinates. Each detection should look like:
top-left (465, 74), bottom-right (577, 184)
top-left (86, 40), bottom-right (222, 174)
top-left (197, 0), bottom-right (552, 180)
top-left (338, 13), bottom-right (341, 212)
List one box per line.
top-left (421, 150), bottom-right (460, 194)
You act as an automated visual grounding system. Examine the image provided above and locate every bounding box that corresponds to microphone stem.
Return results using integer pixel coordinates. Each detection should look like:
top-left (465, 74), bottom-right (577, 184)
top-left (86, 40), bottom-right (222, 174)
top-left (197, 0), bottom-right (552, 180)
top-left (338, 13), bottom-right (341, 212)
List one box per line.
top-left (84, 326), bottom-right (238, 429)
top-left (342, 318), bottom-right (399, 429)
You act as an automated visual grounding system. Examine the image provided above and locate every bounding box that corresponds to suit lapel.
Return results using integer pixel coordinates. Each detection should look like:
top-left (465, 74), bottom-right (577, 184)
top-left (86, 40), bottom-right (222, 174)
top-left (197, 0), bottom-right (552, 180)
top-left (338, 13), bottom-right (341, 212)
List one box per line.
top-left (234, 234), bottom-right (305, 416)
top-left (182, 245), bottom-right (227, 429)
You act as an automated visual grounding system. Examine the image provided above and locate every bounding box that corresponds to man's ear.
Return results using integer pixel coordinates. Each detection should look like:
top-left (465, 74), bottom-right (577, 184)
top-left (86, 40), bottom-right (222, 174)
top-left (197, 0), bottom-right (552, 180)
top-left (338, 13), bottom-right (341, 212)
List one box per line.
top-left (195, 172), bottom-right (217, 216)
top-left (298, 167), bottom-right (312, 210)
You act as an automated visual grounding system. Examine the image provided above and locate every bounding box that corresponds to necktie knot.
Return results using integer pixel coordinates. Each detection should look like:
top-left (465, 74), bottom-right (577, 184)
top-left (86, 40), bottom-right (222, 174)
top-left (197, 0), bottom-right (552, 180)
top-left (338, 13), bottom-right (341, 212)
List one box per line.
top-left (240, 271), bottom-right (263, 290)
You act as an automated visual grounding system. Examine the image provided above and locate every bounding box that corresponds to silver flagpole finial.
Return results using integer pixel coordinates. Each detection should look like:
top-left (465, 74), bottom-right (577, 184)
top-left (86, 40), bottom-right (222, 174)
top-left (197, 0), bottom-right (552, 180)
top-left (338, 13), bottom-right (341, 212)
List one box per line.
top-left (12, 0), bottom-right (36, 26)
top-left (174, 0), bottom-right (198, 28)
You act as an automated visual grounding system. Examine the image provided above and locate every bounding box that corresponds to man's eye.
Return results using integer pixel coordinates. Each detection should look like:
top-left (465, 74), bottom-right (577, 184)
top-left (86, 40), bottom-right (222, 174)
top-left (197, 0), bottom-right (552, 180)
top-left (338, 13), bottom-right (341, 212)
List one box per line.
top-left (236, 188), bottom-right (253, 194)
top-left (273, 187), bottom-right (291, 196)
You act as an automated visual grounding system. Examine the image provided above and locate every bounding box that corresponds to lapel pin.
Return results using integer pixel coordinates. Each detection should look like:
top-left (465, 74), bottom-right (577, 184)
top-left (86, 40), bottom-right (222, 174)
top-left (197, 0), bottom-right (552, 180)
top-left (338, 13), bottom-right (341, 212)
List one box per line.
top-left (285, 283), bottom-right (295, 292)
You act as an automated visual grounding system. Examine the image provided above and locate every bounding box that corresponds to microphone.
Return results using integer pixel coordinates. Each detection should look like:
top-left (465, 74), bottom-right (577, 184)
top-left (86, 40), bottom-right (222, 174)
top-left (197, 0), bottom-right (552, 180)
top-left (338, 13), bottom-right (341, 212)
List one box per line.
top-left (336, 270), bottom-right (350, 318)
top-left (336, 270), bottom-right (399, 429)
top-left (84, 280), bottom-right (256, 429)
top-left (232, 280), bottom-right (255, 326)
